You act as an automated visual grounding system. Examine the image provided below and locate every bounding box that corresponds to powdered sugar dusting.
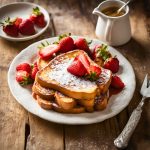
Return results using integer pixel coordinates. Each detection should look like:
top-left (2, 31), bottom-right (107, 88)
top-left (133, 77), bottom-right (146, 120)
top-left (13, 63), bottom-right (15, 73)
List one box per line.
top-left (47, 57), bottom-right (96, 90)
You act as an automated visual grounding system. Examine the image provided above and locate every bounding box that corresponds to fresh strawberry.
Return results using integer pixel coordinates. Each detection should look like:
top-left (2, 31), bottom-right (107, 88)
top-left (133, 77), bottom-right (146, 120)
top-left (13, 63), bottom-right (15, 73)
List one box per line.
top-left (14, 17), bottom-right (22, 28)
top-left (111, 75), bottom-right (125, 89)
top-left (67, 59), bottom-right (87, 76)
top-left (30, 7), bottom-right (46, 28)
top-left (74, 37), bottom-right (91, 55)
top-left (93, 44), bottom-right (111, 60)
top-left (103, 57), bottom-right (119, 73)
top-left (16, 63), bottom-right (31, 73)
top-left (16, 70), bottom-right (31, 85)
top-left (0, 17), bottom-right (19, 37)
top-left (75, 52), bottom-right (90, 70)
top-left (39, 44), bottom-right (60, 60)
top-left (58, 36), bottom-right (74, 53)
top-left (67, 52), bottom-right (101, 80)
top-left (19, 19), bottom-right (35, 35)
top-left (33, 61), bottom-right (38, 68)
top-left (31, 65), bottom-right (39, 80)
top-left (87, 65), bottom-right (101, 81)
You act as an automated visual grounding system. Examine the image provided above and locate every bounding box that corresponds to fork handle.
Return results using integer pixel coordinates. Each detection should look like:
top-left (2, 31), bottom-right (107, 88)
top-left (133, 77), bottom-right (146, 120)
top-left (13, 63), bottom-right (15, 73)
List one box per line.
top-left (114, 97), bottom-right (146, 148)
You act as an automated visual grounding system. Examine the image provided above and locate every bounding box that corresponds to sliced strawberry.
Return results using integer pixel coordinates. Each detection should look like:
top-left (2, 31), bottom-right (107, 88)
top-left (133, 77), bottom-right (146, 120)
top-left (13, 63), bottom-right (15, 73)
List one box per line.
top-left (16, 63), bottom-right (31, 73)
top-left (19, 19), bottom-right (35, 35)
top-left (16, 70), bottom-right (31, 85)
top-left (67, 52), bottom-right (101, 80)
top-left (33, 61), bottom-right (38, 68)
top-left (103, 57), bottom-right (119, 73)
top-left (31, 66), bottom-right (39, 80)
top-left (74, 37), bottom-right (91, 55)
top-left (75, 52), bottom-right (90, 70)
top-left (58, 36), bottom-right (74, 53)
top-left (67, 59), bottom-right (87, 76)
top-left (111, 75), bottom-right (125, 89)
top-left (39, 44), bottom-right (60, 60)
top-left (87, 65), bottom-right (101, 81)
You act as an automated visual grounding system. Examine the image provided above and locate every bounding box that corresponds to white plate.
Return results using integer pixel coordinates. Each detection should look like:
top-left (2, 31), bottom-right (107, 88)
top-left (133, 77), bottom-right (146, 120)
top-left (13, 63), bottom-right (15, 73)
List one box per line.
top-left (8, 36), bottom-right (136, 124)
top-left (0, 2), bottom-right (50, 41)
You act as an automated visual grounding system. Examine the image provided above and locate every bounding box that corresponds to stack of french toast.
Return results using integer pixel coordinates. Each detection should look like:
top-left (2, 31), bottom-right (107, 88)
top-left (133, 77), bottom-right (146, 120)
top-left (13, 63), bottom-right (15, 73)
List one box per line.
top-left (32, 49), bottom-right (112, 113)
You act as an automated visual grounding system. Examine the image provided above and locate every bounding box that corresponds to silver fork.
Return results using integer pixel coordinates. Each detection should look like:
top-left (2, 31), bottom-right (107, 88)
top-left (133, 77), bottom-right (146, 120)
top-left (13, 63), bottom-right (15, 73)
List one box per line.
top-left (114, 74), bottom-right (150, 148)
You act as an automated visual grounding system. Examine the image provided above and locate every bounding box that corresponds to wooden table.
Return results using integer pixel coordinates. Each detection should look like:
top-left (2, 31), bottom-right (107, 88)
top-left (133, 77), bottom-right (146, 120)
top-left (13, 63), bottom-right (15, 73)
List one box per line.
top-left (0, 0), bottom-right (150, 149)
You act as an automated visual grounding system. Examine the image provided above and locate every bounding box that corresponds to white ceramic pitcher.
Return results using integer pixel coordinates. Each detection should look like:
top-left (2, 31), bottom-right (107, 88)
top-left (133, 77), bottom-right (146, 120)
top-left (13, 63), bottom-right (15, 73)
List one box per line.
top-left (93, 0), bottom-right (131, 46)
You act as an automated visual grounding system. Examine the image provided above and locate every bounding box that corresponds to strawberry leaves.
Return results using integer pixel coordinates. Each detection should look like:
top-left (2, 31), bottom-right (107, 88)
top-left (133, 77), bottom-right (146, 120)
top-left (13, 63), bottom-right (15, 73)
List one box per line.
top-left (95, 44), bottom-right (111, 61)
top-left (32, 7), bottom-right (42, 16)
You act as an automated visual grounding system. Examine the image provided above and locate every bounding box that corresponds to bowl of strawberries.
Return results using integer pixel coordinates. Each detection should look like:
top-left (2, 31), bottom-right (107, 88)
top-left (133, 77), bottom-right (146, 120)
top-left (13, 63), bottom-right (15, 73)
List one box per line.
top-left (0, 2), bottom-right (50, 41)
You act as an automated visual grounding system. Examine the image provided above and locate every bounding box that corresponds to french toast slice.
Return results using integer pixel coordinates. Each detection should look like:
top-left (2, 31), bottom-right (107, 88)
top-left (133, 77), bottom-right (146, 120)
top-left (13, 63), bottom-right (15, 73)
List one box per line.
top-left (55, 91), bottom-right (76, 110)
top-left (36, 95), bottom-right (53, 110)
top-left (95, 92), bottom-right (109, 110)
top-left (36, 50), bottom-right (98, 100)
top-left (37, 57), bottom-right (51, 70)
top-left (52, 103), bottom-right (85, 113)
top-left (96, 68), bottom-right (112, 94)
top-left (32, 81), bottom-right (55, 100)
top-left (77, 99), bottom-right (95, 112)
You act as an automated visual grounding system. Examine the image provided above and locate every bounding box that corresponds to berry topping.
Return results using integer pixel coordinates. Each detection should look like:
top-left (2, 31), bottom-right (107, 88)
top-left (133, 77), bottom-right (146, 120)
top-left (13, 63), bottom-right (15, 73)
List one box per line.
top-left (75, 52), bottom-right (90, 70)
top-left (67, 52), bottom-right (101, 80)
top-left (103, 57), bottom-right (119, 73)
top-left (67, 59), bottom-right (87, 76)
top-left (74, 37), bottom-right (92, 55)
top-left (16, 63), bottom-right (31, 73)
top-left (111, 75), bottom-right (125, 89)
top-left (58, 34), bottom-right (74, 53)
top-left (87, 65), bottom-right (101, 81)
top-left (31, 63), bottom-right (39, 80)
top-left (16, 70), bottom-right (31, 85)
top-left (39, 43), bottom-right (60, 60)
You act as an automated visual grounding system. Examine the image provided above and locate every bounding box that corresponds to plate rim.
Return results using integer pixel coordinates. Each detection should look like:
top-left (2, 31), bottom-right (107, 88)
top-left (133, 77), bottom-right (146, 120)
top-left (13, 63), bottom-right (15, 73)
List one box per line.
top-left (0, 2), bottom-right (50, 41)
top-left (7, 36), bottom-right (136, 124)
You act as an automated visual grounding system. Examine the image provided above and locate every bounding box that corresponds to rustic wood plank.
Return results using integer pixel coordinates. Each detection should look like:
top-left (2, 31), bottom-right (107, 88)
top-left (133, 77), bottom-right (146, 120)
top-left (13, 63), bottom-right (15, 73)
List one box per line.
top-left (65, 117), bottom-right (120, 150)
top-left (0, 20), bottom-right (28, 150)
top-left (26, 115), bottom-right (64, 150)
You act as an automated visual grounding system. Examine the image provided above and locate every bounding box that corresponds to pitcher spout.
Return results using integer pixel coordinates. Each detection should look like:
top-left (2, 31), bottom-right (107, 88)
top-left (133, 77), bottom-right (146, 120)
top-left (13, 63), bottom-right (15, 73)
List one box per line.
top-left (92, 7), bottom-right (101, 16)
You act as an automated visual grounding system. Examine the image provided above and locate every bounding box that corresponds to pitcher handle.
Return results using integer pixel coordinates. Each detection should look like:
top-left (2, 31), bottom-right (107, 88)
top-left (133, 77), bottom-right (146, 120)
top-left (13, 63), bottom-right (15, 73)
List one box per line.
top-left (105, 19), bottom-right (114, 44)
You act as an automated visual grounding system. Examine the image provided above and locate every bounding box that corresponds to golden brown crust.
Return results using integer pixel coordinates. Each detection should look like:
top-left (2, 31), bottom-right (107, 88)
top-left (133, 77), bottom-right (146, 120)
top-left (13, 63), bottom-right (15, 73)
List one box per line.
top-left (36, 95), bottom-right (53, 110)
top-left (54, 91), bottom-right (76, 110)
top-left (77, 99), bottom-right (95, 112)
top-left (95, 92), bottom-right (109, 110)
top-left (36, 50), bottom-right (98, 100)
top-left (37, 57), bottom-right (51, 70)
top-left (32, 81), bottom-right (55, 100)
top-left (52, 103), bottom-right (85, 113)
top-left (33, 50), bottom-right (112, 113)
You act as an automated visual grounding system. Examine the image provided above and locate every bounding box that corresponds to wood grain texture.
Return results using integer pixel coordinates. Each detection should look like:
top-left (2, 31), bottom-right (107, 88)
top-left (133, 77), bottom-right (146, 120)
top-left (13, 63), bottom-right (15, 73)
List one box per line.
top-left (0, 33), bottom-right (28, 150)
top-left (0, 0), bottom-right (150, 150)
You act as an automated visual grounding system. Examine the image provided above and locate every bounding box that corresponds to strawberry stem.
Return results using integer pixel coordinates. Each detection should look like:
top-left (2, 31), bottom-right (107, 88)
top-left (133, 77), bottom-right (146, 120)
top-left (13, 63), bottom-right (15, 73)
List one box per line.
top-left (96, 44), bottom-right (111, 61)
top-left (32, 7), bottom-right (41, 16)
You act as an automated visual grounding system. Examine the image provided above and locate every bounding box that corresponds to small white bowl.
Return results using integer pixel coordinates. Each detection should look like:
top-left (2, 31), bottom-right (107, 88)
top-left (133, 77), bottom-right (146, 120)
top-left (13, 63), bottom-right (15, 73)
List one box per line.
top-left (0, 2), bottom-right (50, 41)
